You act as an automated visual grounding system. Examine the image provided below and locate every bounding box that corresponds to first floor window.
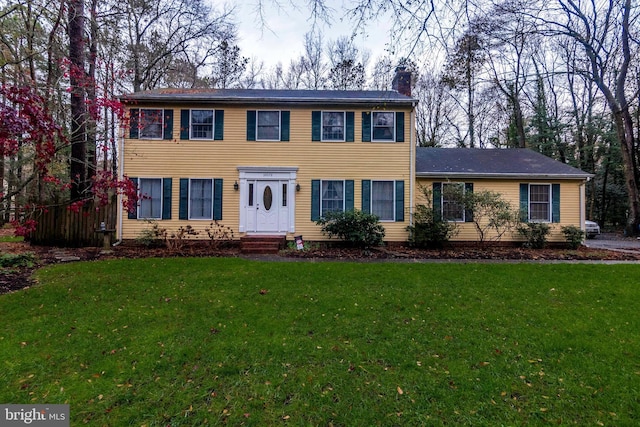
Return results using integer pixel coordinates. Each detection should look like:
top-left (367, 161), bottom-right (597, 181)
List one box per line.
top-left (322, 111), bottom-right (345, 141)
top-left (189, 179), bottom-right (213, 219)
top-left (372, 181), bottom-right (394, 221)
top-left (529, 184), bottom-right (551, 222)
top-left (372, 111), bottom-right (395, 141)
top-left (139, 109), bottom-right (163, 139)
top-left (442, 182), bottom-right (465, 222)
top-left (139, 178), bottom-right (162, 219)
top-left (321, 180), bottom-right (344, 215)
top-left (257, 111), bottom-right (280, 140)
top-left (191, 110), bottom-right (214, 139)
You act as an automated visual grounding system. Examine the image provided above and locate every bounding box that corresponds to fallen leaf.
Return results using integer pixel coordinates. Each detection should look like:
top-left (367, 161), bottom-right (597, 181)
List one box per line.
top-left (397, 386), bottom-right (404, 395)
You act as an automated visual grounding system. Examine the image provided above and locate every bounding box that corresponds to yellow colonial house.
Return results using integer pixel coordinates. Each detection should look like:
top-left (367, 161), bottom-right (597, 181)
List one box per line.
top-left (119, 70), bottom-right (592, 247)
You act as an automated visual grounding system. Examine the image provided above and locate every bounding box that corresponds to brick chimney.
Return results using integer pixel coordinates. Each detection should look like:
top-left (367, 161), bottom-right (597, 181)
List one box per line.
top-left (392, 66), bottom-right (412, 97)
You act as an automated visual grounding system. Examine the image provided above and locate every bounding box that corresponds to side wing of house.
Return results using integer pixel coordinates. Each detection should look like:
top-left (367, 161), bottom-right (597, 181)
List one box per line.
top-left (415, 178), bottom-right (587, 243)
top-left (120, 93), bottom-right (416, 242)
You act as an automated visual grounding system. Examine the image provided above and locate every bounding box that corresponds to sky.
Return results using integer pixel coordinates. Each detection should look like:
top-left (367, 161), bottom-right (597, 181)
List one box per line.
top-left (228, 0), bottom-right (395, 70)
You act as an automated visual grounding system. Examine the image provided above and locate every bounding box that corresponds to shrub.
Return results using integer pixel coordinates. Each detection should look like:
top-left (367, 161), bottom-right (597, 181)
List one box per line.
top-left (204, 221), bottom-right (235, 248)
top-left (316, 209), bottom-right (385, 248)
top-left (407, 187), bottom-right (458, 249)
top-left (0, 252), bottom-right (36, 269)
top-left (517, 222), bottom-right (551, 249)
top-left (562, 225), bottom-right (585, 249)
top-left (136, 221), bottom-right (165, 247)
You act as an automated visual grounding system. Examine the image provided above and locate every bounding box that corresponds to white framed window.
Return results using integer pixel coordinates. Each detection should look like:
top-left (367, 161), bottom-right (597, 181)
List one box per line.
top-left (257, 110), bottom-right (281, 141)
top-left (191, 110), bottom-right (214, 139)
top-left (321, 180), bottom-right (344, 215)
top-left (139, 109), bottom-right (164, 139)
top-left (442, 182), bottom-right (465, 222)
top-left (138, 178), bottom-right (163, 219)
top-left (189, 179), bottom-right (213, 220)
top-left (529, 184), bottom-right (551, 222)
top-left (322, 111), bottom-right (345, 141)
top-left (372, 111), bottom-right (395, 142)
top-left (371, 181), bottom-right (395, 221)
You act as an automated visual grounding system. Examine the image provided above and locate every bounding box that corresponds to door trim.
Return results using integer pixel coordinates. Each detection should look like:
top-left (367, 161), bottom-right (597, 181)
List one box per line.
top-left (238, 167), bottom-right (298, 234)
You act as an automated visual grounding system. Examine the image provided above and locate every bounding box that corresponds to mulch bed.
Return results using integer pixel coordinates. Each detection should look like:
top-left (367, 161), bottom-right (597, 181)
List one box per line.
top-left (2, 235), bottom-right (639, 295)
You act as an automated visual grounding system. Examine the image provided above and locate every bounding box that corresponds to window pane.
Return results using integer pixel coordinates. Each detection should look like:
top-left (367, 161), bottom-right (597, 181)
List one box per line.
top-left (190, 179), bottom-right (213, 219)
top-left (529, 185), bottom-right (550, 221)
top-left (257, 111), bottom-right (280, 140)
top-left (442, 183), bottom-right (465, 222)
top-left (372, 112), bottom-right (395, 141)
top-left (140, 109), bottom-right (163, 139)
top-left (139, 178), bottom-right (162, 219)
top-left (322, 112), bottom-right (345, 141)
top-left (321, 180), bottom-right (344, 215)
top-left (191, 110), bottom-right (214, 139)
top-left (372, 181), bottom-right (394, 221)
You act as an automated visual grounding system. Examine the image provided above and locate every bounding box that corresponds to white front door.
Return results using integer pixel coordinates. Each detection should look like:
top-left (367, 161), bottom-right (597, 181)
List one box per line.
top-left (238, 167), bottom-right (297, 234)
top-left (244, 179), bottom-right (291, 233)
top-left (256, 180), bottom-right (280, 232)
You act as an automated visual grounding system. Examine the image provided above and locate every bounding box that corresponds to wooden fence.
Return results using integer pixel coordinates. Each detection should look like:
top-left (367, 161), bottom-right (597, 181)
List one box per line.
top-left (30, 200), bottom-right (117, 247)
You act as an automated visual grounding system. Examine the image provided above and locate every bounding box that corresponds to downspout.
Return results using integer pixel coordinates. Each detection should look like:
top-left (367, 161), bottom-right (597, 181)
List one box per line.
top-left (410, 104), bottom-right (416, 229)
top-left (113, 127), bottom-right (125, 246)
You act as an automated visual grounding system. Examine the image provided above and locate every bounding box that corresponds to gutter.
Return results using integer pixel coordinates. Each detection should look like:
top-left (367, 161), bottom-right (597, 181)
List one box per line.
top-left (415, 172), bottom-right (594, 180)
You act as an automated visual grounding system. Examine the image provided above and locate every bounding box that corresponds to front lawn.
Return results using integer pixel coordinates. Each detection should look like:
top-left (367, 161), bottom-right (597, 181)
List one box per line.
top-left (1, 258), bottom-right (639, 425)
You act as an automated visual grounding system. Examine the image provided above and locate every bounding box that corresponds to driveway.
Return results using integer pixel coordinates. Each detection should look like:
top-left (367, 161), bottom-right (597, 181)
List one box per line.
top-left (584, 233), bottom-right (640, 254)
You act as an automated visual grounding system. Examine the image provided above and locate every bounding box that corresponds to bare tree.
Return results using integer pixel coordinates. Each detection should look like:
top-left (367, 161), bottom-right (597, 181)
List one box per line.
top-left (536, 0), bottom-right (640, 234)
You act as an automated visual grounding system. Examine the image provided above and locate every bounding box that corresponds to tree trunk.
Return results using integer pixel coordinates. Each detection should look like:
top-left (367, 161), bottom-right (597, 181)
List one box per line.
top-left (68, 0), bottom-right (87, 201)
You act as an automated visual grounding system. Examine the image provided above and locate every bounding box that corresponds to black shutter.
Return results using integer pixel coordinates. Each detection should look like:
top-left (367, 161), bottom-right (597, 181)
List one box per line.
top-left (179, 178), bottom-right (189, 220)
top-left (362, 112), bottom-right (371, 142)
top-left (180, 110), bottom-right (189, 140)
top-left (128, 177), bottom-right (138, 219)
top-left (464, 183), bottom-right (474, 222)
top-left (395, 112), bottom-right (405, 142)
top-left (129, 109), bottom-right (139, 139)
top-left (312, 111), bottom-right (321, 141)
top-left (163, 110), bottom-right (173, 140)
top-left (214, 110), bottom-right (224, 140)
top-left (395, 180), bottom-right (405, 222)
top-left (281, 111), bottom-right (290, 141)
top-left (247, 110), bottom-right (256, 141)
top-left (346, 112), bottom-right (355, 142)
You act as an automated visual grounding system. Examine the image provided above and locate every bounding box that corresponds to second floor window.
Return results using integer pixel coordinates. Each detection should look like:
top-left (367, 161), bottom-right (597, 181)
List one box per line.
top-left (190, 110), bottom-right (214, 139)
top-left (322, 112), bottom-right (345, 141)
top-left (257, 111), bottom-right (281, 141)
top-left (139, 109), bottom-right (163, 139)
top-left (372, 112), bottom-right (395, 141)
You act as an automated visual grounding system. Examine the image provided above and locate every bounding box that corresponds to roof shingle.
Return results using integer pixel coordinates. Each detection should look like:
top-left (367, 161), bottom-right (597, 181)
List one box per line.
top-left (416, 148), bottom-right (592, 179)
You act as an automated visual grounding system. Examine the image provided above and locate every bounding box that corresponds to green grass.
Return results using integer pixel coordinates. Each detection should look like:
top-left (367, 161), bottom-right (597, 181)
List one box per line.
top-left (1, 258), bottom-right (639, 426)
top-left (0, 235), bottom-right (24, 243)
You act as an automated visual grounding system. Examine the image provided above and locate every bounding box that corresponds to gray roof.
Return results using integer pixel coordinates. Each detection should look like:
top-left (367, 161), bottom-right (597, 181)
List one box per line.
top-left (121, 88), bottom-right (416, 107)
top-left (416, 148), bottom-right (592, 180)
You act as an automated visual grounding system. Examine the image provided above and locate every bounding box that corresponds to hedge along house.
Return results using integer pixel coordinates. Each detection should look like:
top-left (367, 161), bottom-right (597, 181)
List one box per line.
top-left (415, 148), bottom-right (593, 243)
top-left (118, 70), bottom-right (418, 244)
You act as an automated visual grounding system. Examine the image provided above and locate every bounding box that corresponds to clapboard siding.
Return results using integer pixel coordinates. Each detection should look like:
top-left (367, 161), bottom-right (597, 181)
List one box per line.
top-left (416, 178), bottom-right (584, 242)
top-left (123, 104), bottom-right (413, 242)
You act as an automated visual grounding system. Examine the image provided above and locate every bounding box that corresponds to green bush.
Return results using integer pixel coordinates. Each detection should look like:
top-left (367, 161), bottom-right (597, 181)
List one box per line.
top-left (0, 252), bottom-right (36, 268)
top-left (316, 209), bottom-right (385, 248)
top-left (517, 222), bottom-right (551, 249)
top-left (407, 187), bottom-right (458, 249)
top-left (562, 225), bottom-right (585, 249)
